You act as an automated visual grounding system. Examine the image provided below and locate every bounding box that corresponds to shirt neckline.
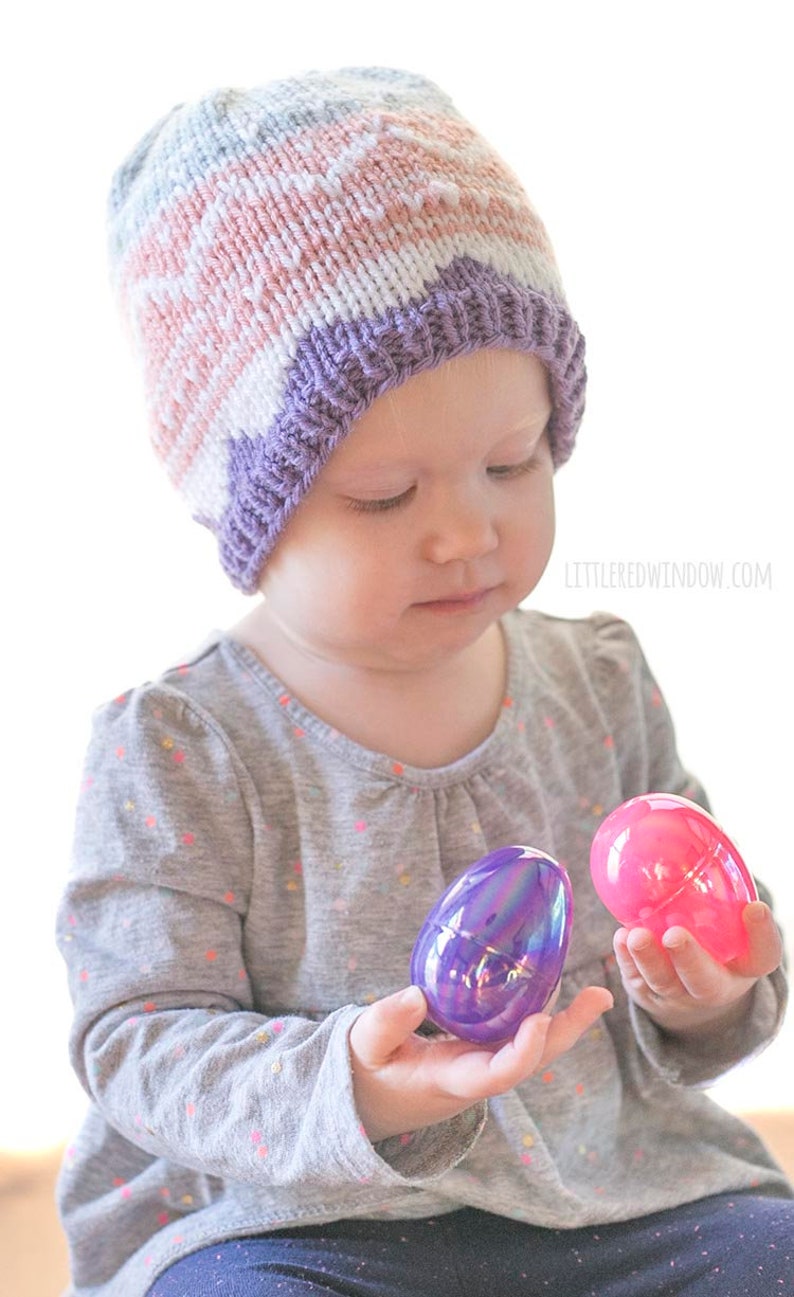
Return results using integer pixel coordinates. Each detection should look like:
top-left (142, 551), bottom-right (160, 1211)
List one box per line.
top-left (218, 610), bottom-right (529, 789)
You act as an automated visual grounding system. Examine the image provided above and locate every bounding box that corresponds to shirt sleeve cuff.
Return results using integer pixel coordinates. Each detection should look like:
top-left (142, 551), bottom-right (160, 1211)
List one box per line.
top-left (629, 968), bottom-right (788, 1088)
top-left (371, 1102), bottom-right (487, 1180)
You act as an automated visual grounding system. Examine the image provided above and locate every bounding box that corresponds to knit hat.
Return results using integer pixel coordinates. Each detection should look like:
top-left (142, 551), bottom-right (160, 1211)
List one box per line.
top-left (108, 67), bottom-right (586, 593)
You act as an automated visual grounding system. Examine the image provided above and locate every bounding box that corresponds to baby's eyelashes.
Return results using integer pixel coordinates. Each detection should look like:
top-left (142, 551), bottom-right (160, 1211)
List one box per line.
top-left (345, 486), bottom-right (417, 513)
top-left (344, 458), bottom-right (542, 513)
top-left (486, 455), bottom-right (542, 480)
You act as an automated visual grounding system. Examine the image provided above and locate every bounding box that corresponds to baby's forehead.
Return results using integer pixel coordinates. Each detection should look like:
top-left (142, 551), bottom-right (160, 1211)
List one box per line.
top-left (357, 350), bottom-right (551, 429)
top-left (327, 351), bottom-right (552, 469)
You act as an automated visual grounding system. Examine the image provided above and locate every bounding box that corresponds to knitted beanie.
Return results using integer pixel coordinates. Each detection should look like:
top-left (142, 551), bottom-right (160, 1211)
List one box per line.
top-left (108, 67), bottom-right (586, 593)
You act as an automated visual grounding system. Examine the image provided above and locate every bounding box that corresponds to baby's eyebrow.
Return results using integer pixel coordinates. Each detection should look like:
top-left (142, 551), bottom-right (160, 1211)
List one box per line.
top-left (326, 461), bottom-right (416, 486)
top-left (511, 407), bottom-right (553, 432)
top-left (493, 417), bottom-right (552, 448)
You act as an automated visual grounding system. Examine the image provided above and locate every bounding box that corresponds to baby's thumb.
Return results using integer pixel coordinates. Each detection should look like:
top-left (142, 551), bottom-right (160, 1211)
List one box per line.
top-left (350, 986), bottom-right (427, 1067)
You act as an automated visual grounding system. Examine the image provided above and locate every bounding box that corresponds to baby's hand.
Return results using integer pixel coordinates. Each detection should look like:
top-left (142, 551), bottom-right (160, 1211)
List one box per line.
top-left (613, 900), bottom-right (783, 1038)
top-left (349, 983), bottom-right (612, 1143)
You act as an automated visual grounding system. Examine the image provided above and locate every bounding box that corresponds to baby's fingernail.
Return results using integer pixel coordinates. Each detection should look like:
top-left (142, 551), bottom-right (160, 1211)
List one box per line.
top-left (400, 986), bottom-right (425, 1011)
top-left (745, 901), bottom-right (767, 925)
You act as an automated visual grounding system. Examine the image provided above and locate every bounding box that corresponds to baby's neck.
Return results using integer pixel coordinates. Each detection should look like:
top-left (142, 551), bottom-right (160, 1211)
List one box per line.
top-left (231, 610), bottom-right (508, 769)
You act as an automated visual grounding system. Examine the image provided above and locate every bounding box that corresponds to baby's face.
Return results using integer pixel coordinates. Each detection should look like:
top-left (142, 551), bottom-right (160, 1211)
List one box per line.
top-left (258, 349), bottom-right (555, 674)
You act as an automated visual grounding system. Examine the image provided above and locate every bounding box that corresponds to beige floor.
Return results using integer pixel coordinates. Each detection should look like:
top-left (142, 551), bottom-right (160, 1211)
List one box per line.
top-left (3, 1114), bottom-right (793, 1297)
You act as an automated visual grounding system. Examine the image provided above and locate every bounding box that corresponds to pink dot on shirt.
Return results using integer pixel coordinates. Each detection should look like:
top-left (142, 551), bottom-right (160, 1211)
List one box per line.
top-left (354, 821), bottom-right (367, 833)
top-left (182, 832), bottom-right (195, 845)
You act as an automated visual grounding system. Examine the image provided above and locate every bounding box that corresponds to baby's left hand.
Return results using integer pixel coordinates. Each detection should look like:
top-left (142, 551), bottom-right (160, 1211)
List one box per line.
top-left (613, 900), bottom-right (783, 1038)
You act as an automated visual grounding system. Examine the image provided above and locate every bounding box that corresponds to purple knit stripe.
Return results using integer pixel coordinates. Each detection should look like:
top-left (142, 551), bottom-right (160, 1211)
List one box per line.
top-left (218, 256), bottom-right (585, 592)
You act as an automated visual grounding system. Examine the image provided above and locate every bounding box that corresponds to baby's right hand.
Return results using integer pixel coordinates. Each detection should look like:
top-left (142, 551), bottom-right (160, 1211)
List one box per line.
top-left (349, 983), bottom-right (612, 1143)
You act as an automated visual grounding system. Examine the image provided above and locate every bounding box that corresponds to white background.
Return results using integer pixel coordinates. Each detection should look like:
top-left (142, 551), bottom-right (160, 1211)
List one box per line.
top-left (2, 0), bottom-right (791, 1151)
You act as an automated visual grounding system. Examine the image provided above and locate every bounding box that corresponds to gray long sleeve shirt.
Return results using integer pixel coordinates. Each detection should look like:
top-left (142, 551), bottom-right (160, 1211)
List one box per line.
top-left (56, 610), bottom-right (791, 1295)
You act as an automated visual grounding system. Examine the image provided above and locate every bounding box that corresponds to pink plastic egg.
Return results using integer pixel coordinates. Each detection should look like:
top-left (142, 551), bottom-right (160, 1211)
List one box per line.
top-left (589, 793), bottom-right (758, 963)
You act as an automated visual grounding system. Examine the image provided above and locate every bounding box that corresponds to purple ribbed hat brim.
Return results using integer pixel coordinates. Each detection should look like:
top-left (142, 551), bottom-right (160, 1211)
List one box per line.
top-left (219, 256), bottom-right (585, 593)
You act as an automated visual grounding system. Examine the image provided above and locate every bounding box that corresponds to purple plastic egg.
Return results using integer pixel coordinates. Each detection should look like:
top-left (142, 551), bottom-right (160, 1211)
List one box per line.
top-left (410, 846), bottom-right (574, 1044)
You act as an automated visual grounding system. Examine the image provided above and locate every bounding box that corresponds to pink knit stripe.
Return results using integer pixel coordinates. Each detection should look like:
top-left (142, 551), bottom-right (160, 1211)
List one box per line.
top-left (118, 105), bottom-right (551, 311)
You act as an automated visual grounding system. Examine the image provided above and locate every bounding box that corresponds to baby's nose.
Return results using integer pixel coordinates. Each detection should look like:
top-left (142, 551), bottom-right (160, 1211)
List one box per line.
top-left (421, 487), bottom-right (499, 565)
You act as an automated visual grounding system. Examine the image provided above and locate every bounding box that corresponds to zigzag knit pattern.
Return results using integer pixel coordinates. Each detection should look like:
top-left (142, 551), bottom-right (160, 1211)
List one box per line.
top-left (109, 67), bottom-right (586, 592)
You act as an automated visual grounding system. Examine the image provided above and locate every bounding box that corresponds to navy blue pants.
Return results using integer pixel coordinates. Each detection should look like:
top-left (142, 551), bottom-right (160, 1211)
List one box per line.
top-left (148, 1193), bottom-right (793, 1296)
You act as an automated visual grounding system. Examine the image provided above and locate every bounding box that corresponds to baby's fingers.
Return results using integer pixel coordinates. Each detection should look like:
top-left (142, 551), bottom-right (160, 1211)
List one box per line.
top-left (535, 985), bottom-right (613, 1069)
top-left (732, 902), bottom-right (784, 979)
top-left (349, 986), bottom-right (428, 1070)
top-left (450, 986), bottom-right (613, 1096)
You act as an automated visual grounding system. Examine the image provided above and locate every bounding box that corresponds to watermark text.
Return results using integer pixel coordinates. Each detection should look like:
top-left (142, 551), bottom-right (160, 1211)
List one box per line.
top-left (564, 560), bottom-right (772, 591)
